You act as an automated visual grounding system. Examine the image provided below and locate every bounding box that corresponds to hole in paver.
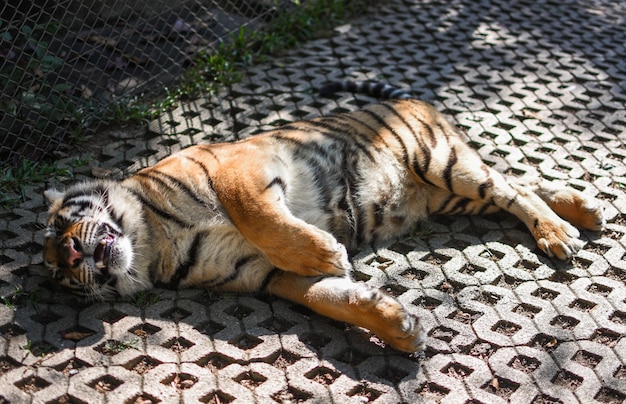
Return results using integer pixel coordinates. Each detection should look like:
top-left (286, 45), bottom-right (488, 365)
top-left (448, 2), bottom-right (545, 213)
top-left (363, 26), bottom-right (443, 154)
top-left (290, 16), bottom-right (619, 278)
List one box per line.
top-left (366, 255), bottom-right (395, 269)
top-left (509, 355), bottom-right (540, 373)
top-left (587, 283), bottom-right (613, 296)
top-left (592, 328), bottom-right (620, 347)
top-left (0, 323), bottom-right (26, 337)
top-left (197, 352), bottom-right (239, 371)
top-left (300, 332), bottom-right (331, 351)
top-left (129, 322), bottom-right (161, 338)
top-left (27, 340), bottom-right (57, 356)
top-left (258, 317), bottom-right (295, 333)
top-left (95, 339), bottom-right (138, 356)
top-left (266, 349), bottom-right (302, 370)
top-left (125, 392), bottom-right (160, 404)
top-left (552, 370), bottom-right (583, 390)
top-left (30, 310), bottom-right (62, 325)
top-left (609, 311), bottom-right (626, 324)
top-left (348, 384), bottom-right (382, 402)
top-left (615, 365), bottom-right (626, 380)
top-left (595, 387), bottom-right (626, 403)
top-left (441, 362), bottom-right (474, 379)
top-left (572, 350), bottom-right (602, 368)
top-left (88, 375), bottom-right (124, 393)
top-left (447, 309), bottom-right (482, 324)
top-left (420, 252), bottom-right (451, 265)
top-left (513, 303), bottom-right (541, 318)
top-left (381, 283), bottom-right (408, 297)
top-left (46, 394), bottom-right (88, 404)
top-left (271, 387), bottom-right (313, 403)
top-left (0, 356), bottom-right (20, 375)
top-left (416, 382), bottom-right (450, 398)
top-left (200, 390), bottom-right (236, 403)
top-left (548, 271), bottom-right (575, 284)
top-left (402, 267), bottom-right (428, 281)
top-left (412, 295), bottom-right (442, 310)
top-left (335, 349), bottom-right (367, 366)
top-left (230, 334), bottom-right (263, 350)
top-left (460, 263), bottom-right (487, 275)
top-left (531, 287), bottom-right (559, 300)
top-left (53, 358), bottom-right (91, 376)
top-left (476, 290), bottom-right (502, 305)
top-left (530, 334), bottom-right (560, 352)
top-left (376, 365), bottom-right (411, 384)
top-left (98, 309), bottom-right (127, 324)
top-left (14, 375), bottom-right (51, 393)
top-left (224, 304), bottom-right (254, 319)
top-left (462, 340), bottom-right (498, 360)
top-left (194, 320), bottom-right (226, 335)
top-left (159, 307), bottom-right (191, 321)
top-left (306, 367), bottom-right (341, 385)
top-left (162, 336), bottom-right (194, 353)
top-left (124, 355), bottom-right (162, 375)
top-left (429, 326), bottom-right (459, 342)
top-left (234, 370), bottom-right (267, 389)
top-left (161, 373), bottom-right (198, 391)
top-left (532, 393), bottom-right (563, 403)
top-left (482, 377), bottom-right (520, 398)
top-left (550, 315), bottom-right (580, 330)
top-left (569, 298), bottom-right (597, 312)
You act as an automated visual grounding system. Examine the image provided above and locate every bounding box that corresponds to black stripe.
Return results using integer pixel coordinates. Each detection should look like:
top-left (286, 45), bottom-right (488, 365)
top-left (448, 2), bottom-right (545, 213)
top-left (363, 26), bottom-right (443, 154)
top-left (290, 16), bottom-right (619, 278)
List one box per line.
top-left (139, 170), bottom-right (209, 207)
top-left (432, 194), bottom-right (455, 215)
top-left (265, 177), bottom-right (287, 193)
top-left (259, 267), bottom-right (281, 293)
top-left (411, 158), bottom-right (435, 186)
top-left (506, 194), bottom-right (517, 209)
top-left (373, 202), bottom-right (385, 227)
top-left (478, 179), bottom-right (494, 200)
top-left (443, 147), bottom-right (458, 192)
top-left (361, 108), bottom-right (410, 165)
top-left (449, 197), bottom-right (471, 215)
top-left (63, 184), bottom-right (109, 202)
top-left (170, 232), bottom-right (203, 288)
top-left (127, 189), bottom-right (188, 227)
top-left (211, 255), bottom-right (256, 288)
top-left (195, 145), bottom-right (221, 162)
top-left (307, 119), bottom-right (376, 162)
top-left (378, 103), bottom-right (434, 185)
top-left (181, 155), bottom-right (214, 190)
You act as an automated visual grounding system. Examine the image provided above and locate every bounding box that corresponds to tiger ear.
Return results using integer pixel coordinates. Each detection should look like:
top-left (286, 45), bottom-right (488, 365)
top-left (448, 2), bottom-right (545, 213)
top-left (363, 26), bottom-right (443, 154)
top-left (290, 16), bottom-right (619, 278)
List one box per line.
top-left (44, 188), bottom-right (64, 206)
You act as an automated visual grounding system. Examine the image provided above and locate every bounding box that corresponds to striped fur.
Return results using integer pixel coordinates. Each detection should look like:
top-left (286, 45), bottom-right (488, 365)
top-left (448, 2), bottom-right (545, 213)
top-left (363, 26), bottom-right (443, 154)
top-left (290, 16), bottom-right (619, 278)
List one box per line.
top-left (43, 82), bottom-right (605, 352)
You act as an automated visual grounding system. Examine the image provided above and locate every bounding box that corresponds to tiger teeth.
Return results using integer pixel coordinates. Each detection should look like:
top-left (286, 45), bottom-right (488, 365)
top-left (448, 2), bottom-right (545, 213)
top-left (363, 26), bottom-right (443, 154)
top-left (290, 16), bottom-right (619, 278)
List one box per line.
top-left (95, 261), bottom-right (105, 269)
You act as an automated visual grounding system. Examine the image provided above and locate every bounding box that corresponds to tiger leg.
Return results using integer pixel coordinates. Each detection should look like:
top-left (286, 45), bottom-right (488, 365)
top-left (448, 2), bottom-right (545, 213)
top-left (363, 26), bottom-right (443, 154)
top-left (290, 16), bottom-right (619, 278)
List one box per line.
top-left (265, 271), bottom-right (425, 353)
top-left (510, 178), bottom-right (605, 231)
top-left (418, 138), bottom-right (593, 259)
top-left (213, 155), bottom-right (350, 277)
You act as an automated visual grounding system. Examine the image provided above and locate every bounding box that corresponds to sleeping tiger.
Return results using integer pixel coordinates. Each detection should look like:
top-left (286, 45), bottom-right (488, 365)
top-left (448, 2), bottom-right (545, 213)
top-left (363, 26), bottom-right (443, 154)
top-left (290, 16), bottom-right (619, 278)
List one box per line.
top-left (43, 80), bottom-right (605, 353)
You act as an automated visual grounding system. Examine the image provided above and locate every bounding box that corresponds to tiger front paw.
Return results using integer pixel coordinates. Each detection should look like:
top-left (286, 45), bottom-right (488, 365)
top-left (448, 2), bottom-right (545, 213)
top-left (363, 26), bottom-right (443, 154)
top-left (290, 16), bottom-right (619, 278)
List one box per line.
top-left (356, 285), bottom-right (425, 353)
top-left (534, 218), bottom-right (585, 260)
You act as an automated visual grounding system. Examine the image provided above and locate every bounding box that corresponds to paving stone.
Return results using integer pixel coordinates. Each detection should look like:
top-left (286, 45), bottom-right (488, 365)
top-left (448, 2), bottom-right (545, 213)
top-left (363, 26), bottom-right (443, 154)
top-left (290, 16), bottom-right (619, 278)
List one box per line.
top-left (2, 0), bottom-right (626, 402)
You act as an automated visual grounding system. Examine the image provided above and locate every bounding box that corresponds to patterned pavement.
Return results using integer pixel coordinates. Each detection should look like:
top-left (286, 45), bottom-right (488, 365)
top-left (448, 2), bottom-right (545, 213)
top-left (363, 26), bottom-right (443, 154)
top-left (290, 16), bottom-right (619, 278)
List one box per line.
top-left (2, 0), bottom-right (626, 402)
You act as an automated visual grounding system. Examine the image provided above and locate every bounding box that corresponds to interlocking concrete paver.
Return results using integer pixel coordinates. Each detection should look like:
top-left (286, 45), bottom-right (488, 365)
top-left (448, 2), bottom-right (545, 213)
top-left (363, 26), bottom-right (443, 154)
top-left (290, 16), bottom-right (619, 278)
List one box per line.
top-left (2, 0), bottom-right (626, 402)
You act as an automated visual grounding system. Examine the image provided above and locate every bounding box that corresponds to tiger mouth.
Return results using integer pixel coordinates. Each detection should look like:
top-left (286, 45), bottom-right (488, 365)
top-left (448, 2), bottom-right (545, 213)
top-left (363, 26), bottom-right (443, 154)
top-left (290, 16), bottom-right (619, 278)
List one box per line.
top-left (94, 234), bottom-right (115, 274)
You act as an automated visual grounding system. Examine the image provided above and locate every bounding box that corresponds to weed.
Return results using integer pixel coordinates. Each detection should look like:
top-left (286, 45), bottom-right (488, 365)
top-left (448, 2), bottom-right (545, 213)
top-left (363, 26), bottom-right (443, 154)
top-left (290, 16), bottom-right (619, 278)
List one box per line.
top-left (0, 159), bottom-right (73, 208)
top-left (133, 291), bottom-right (161, 309)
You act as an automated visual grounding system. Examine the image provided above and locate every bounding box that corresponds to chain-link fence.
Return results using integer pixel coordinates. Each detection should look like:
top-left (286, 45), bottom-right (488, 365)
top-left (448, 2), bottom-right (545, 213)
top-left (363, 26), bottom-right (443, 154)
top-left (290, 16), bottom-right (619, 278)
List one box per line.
top-left (0, 0), bottom-right (281, 166)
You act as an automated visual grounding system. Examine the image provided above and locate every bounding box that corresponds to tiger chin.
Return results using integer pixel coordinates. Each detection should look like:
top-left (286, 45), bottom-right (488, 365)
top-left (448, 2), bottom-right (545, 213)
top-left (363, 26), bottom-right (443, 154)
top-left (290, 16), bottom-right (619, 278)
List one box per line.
top-left (43, 81), bottom-right (605, 353)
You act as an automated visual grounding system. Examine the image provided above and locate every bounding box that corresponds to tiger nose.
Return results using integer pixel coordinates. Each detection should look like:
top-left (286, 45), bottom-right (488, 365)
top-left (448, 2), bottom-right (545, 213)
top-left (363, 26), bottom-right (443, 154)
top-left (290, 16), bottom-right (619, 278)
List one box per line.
top-left (67, 238), bottom-right (83, 267)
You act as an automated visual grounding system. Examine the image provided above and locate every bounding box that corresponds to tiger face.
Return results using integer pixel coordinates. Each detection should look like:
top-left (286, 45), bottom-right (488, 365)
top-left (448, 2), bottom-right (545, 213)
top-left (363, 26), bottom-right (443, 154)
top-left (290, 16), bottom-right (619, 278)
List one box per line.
top-left (43, 182), bottom-right (149, 299)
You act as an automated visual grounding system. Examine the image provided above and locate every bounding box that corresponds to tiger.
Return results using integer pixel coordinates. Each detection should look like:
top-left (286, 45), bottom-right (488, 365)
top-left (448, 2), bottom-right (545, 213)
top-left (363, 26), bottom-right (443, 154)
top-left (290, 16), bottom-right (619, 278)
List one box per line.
top-left (43, 80), bottom-right (605, 353)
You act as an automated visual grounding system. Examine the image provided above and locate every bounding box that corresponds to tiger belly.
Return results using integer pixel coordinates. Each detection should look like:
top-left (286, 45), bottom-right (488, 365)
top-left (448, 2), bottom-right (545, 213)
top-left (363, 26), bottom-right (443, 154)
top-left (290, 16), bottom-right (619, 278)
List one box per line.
top-left (285, 147), bottom-right (429, 249)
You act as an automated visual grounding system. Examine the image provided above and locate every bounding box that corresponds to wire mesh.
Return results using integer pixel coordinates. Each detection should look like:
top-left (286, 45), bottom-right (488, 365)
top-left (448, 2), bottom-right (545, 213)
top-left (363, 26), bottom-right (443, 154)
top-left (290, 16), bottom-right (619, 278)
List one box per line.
top-left (0, 0), bottom-right (279, 166)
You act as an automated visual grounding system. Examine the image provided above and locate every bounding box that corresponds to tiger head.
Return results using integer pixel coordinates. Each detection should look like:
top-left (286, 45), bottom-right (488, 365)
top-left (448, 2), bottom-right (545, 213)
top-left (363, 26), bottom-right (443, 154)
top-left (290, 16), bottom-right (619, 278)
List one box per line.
top-left (43, 181), bottom-right (150, 299)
